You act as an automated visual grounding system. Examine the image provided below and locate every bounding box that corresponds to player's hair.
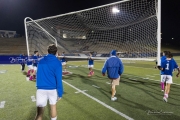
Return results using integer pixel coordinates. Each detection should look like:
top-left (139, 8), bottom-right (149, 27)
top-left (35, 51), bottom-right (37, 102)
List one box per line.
top-left (48, 44), bottom-right (57, 55)
top-left (34, 51), bottom-right (38, 54)
top-left (167, 52), bottom-right (173, 58)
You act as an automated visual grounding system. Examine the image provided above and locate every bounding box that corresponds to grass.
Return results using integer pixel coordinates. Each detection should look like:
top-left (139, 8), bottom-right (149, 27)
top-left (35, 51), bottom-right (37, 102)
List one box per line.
top-left (1, 58), bottom-right (180, 120)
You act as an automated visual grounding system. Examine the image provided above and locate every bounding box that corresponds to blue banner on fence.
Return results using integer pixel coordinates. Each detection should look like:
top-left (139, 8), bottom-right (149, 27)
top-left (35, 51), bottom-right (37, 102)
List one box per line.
top-left (0, 55), bottom-right (28, 64)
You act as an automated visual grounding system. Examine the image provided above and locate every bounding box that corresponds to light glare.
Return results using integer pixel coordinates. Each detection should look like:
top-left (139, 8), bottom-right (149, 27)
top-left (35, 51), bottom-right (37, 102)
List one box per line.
top-left (112, 8), bottom-right (120, 13)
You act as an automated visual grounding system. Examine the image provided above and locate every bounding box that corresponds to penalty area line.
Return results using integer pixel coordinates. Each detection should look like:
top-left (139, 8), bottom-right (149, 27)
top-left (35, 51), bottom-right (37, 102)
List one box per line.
top-left (63, 80), bottom-right (134, 120)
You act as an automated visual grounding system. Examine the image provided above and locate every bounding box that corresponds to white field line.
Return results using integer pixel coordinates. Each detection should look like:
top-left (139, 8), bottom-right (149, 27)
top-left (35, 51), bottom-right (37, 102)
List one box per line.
top-left (63, 80), bottom-right (134, 120)
top-left (70, 64), bottom-right (180, 86)
top-left (0, 101), bottom-right (6, 108)
top-left (75, 90), bottom-right (87, 94)
top-left (146, 75), bottom-right (155, 77)
top-left (92, 85), bottom-right (100, 88)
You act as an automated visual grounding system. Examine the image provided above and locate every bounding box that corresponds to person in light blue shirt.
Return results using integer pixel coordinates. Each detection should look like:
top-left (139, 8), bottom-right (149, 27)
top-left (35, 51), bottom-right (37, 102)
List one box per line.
top-left (159, 53), bottom-right (180, 102)
top-left (35, 44), bottom-right (63, 120)
top-left (102, 50), bottom-right (124, 101)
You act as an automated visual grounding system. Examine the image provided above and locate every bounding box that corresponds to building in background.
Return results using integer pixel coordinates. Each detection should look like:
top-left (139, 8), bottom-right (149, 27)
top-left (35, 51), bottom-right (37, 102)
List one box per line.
top-left (0, 30), bottom-right (16, 38)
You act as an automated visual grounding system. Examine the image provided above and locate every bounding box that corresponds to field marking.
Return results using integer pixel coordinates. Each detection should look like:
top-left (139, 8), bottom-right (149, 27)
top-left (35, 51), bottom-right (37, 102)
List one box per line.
top-left (75, 90), bottom-right (87, 94)
top-left (0, 101), bottom-right (6, 108)
top-left (31, 96), bottom-right (36, 102)
top-left (92, 85), bottom-right (100, 88)
top-left (106, 82), bottom-right (111, 84)
top-left (146, 75), bottom-right (155, 77)
top-left (128, 78), bottom-right (137, 81)
top-left (63, 80), bottom-right (134, 120)
top-left (73, 64), bottom-right (180, 86)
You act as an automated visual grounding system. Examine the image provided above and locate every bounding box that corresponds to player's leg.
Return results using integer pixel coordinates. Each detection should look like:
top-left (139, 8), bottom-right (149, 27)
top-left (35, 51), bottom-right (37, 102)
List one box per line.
top-left (34, 107), bottom-right (45, 120)
top-left (160, 75), bottom-right (165, 92)
top-left (22, 63), bottom-right (25, 72)
top-left (111, 77), bottom-right (120, 101)
top-left (48, 90), bottom-right (58, 120)
top-left (35, 90), bottom-right (48, 120)
top-left (163, 75), bottom-right (172, 102)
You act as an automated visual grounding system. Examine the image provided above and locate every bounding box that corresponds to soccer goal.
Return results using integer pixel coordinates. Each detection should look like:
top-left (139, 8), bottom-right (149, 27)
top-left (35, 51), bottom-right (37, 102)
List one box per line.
top-left (24, 0), bottom-right (161, 63)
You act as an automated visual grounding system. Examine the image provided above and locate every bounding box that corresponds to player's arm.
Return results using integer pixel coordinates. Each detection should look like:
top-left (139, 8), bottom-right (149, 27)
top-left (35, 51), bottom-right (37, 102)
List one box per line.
top-left (118, 60), bottom-right (124, 76)
top-left (174, 60), bottom-right (180, 77)
top-left (55, 62), bottom-right (64, 98)
top-left (102, 60), bottom-right (107, 76)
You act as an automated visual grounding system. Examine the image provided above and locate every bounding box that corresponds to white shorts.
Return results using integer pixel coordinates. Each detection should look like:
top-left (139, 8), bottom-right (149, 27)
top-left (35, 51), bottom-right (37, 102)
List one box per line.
top-left (36, 89), bottom-right (58, 107)
top-left (33, 66), bottom-right (37, 71)
top-left (27, 65), bottom-right (33, 70)
top-left (88, 65), bottom-right (94, 68)
top-left (161, 75), bottom-right (173, 84)
top-left (62, 62), bottom-right (66, 65)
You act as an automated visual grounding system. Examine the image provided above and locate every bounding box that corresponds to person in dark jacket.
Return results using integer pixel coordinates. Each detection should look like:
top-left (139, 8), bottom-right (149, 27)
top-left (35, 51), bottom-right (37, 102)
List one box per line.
top-left (102, 50), bottom-right (124, 101)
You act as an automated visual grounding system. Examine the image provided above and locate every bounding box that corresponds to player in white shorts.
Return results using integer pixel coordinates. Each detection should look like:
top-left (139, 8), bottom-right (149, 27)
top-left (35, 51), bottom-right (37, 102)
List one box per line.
top-left (159, 53), bottom-right (180, 102)
top-left (87, 53), bottom-right (94, 76)
top-left (35, 44), bottom-right (63, 120)
top-left (61, 52), bottom-right (67, 71)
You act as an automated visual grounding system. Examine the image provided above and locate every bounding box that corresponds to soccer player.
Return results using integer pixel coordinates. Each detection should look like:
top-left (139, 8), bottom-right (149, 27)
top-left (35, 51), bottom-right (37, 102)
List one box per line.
top-left (61, 52), bottom-right (67, 71)
top-left (19, 53), bottom-right (26, 72)
top-left (102, 50), bottom-right (124, 101)
top-left (31, 51), bottom-right (39, 80)
top-left (159, 53), bottom-right (180, 102)
top-left (35, 44), bottom-right (63, 120)
top-left (159, 51), bottom-right (169, 92)
top-left (88, 53), bottom-right (94, 76)
top-left (26, 54), bottom-right (34, 79)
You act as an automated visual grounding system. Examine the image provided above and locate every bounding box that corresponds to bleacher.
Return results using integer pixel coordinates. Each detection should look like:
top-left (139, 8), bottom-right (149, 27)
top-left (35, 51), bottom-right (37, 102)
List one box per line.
top-left (0, 37), bottom-right (27, 55)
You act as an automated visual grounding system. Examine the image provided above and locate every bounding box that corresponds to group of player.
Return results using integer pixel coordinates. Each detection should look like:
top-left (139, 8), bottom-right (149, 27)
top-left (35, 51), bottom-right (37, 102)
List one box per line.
top-left (20, 51), bottom-right (67, 81)
top-left (157, 51), bottom-right (180, 102)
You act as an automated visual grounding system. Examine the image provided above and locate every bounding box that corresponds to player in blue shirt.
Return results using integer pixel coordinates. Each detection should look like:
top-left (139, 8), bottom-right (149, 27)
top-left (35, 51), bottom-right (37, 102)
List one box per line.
top-left (26, 54), bottom-right (34, 79)
top-left (159, 53), bottom-right (180, 102)
top-left (159, 51), bottom-right (169, 92)
top-left (102, 50), bottom-right (124, 101)
top-left (35, 44), bottom-right (63, 120)
top-left (61, 52), bottom-right (67, 71)
top-left (87, 53), bottom-right (94, 76)
top-left (30, 51), bottom-right (39, 80)
top-left (19, 53), bottom-right (26, 72)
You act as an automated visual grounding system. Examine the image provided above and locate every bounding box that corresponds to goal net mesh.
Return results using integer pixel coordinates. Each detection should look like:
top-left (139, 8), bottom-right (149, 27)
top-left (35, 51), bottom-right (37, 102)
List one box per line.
top-left (25, 0), bottom-right (157, 58)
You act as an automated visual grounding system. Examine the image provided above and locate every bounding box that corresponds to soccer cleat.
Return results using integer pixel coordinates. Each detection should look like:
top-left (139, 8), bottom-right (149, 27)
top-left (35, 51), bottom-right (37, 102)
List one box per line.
top-left (163, 97), bottom-right (168, 102)
top-left (111, 97), bottom-right (117, 101)
top-left (161, 90), bottom-right (164, 92)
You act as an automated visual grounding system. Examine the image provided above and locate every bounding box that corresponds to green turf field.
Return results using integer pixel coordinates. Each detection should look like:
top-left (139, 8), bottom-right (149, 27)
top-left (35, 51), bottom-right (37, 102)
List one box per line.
top-left (0, 58), bottom-right (180, 120)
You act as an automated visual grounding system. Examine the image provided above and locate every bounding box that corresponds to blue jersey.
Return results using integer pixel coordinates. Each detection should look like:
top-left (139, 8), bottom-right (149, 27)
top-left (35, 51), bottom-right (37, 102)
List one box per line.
top-left (88, 58), bottom-right (94, 65)
top-left (33, 55), bottom-right (38, 66)
top-left (27, 56), bottom-right (33, 65)
top-left (61, 54), bottom-right (66, 62)
top-left (161, 59), bottom-right (179, 76)
top-left (102, 56), bottom-right (124, 79)
top-left (160, 56), bottom-right (166, 75)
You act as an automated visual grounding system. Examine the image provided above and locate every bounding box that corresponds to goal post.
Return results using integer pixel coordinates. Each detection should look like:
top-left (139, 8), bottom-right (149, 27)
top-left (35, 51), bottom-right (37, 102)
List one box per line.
top-left (24, 0), bottom-right (161, 61)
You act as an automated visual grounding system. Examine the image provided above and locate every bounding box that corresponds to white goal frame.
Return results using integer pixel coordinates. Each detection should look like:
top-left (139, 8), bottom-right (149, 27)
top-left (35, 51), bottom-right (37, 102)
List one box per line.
top-left (24, 0), bottom-right (161, 63)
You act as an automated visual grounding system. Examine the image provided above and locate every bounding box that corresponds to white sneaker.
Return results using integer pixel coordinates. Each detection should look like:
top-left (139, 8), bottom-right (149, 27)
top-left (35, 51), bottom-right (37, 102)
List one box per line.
top-left (111, 97), bottom-right (117, 101)
top-left (163, 97), bottom-right (167, 102)
top-left (161, 90), bottom-right (164, 92)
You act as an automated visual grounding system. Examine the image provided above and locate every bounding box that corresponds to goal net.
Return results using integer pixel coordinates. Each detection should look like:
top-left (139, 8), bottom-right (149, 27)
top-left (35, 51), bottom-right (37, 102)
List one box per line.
top-left (25, 0), bottom-right (159, 60)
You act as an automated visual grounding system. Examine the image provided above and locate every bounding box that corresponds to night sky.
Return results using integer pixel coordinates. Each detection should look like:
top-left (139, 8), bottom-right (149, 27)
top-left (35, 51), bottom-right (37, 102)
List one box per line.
top-left (0, 0), bottom-right (179, 43)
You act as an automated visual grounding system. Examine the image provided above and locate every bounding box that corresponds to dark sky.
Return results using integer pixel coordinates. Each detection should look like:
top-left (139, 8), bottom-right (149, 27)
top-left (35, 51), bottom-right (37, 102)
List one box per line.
top-left (0, 0), bottom-right (179, 42)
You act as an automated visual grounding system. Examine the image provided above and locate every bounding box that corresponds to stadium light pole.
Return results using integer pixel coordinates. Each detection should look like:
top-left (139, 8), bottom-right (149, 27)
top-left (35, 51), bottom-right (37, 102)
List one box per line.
top-left (157, 0), bottom-right (161, 66)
